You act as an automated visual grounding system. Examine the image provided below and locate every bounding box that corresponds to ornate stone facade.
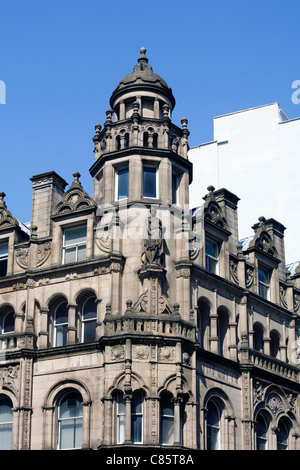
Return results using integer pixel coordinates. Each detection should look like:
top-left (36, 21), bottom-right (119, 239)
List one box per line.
top-left (0, 48), bottom-right (299, 451)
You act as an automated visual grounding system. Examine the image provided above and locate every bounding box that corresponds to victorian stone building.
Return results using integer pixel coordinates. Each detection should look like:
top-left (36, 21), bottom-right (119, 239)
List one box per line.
top-left (0, 48), bottom-right (299, 451)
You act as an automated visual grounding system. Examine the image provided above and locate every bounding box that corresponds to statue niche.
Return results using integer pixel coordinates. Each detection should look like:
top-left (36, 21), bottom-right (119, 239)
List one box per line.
top-left (141, 212), bottom-right (163, 266)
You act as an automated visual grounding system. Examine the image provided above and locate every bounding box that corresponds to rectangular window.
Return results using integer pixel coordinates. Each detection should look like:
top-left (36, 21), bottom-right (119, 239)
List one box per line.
top-left (116, 392), bottom-right (126, 444)
top-left (143, 165), bottom-right (158, 198)
top-left (63, 225), bottom-right (87, 264)
top-left (258, 266), bottom-right (270, 300)
top-left (0, 241), bottom-right (8, 278)
top-left (115, 167), bottom-right (129, 200)
top-left (172, 173), bottom-right (180, 205)
top-left (205, 238), bottom-right (219, 274)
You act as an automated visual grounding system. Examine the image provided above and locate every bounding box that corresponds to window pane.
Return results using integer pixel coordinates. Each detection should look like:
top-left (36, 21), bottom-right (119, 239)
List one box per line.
top-left (59, 393), bottom-right (83, 419)
top-left (117, 415), bottom-right (125, 444)
top-left (132, 394), bottom-right (143, 414)
top-left (55, 303), bottom-right (68, 324)
top-left (3, 311), bottom-right (14, 333)
top-left (118, 168), bottom-right (129, 199)
top-left (132, 415), bottom-right (142, 443)
top-left (64, 247), bottom-right (76, 264)
top-left (143, 167), bottom-right (157, 198)
top-left (0, 424), bottom-right (12, 450)
top-left (55, 325), bottom-right (67, 347)
top-left (161, 417), bottom-right (174, 445)
top-left (0, 399), bottom-right (13, 451)
top-left (172, 174), bottom-right (178, 204)
top-left (83, 320), bottom-right (96, 343)
top-left (206, 240), bottom-right (217, 257)
top-left (83, 298), bottom-right (97, 321)
top-left (64, 226), bottom-right (87, 246)
top-left (77, 245), bottom-right (86, 262)
top-left (0, 243), bottom-right (8, 257)
top-left (207, 426), bottom-right (219, 450)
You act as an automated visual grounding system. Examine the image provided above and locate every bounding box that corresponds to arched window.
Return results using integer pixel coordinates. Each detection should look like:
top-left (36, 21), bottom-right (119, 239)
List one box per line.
top-left (1, 309), bottom-right (14, 334)
top-left (253, 322), bottom-right (264, 352)
top-left (54, 301), bottom-right (68, 347)
top-left (0, 397), bottom-right (13, 450)
top-left (207, 400), bottom-right (221, 450)
top-left (160, 393), bottom-right (174, 445)
top-left (270, 330), bottom-right (280, 359)
top-left (131, 392), bottom-right (143, 444)
top-left (58, 391), bottom-right (83, 450)
top-left (143, 132), bottom-right (149, 147)
top-left (152, 133), bottom-right (158, 148)
top-left (256, 412), bottom-right (269, 450)
top-left (81, 297), bottom-right (97, 343)
top-left (116, 391), bottom-right (126, 444)
top-left (277, 419), bottom-right (290, 450)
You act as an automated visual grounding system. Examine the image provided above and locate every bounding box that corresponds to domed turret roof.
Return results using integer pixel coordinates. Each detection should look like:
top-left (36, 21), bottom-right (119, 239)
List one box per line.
top-left (110, 47), bottom-right (176, 110)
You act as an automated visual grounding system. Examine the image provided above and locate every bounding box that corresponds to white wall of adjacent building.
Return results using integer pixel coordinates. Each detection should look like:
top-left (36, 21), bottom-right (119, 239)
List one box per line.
top-left (189, 102), bottom-right (300, 265)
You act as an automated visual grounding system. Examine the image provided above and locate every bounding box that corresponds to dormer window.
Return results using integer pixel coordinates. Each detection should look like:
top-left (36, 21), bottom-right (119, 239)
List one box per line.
top-left (143, 165), bottom-right (158, 199)
top-left (62, 225), bottom-right (87, 264)
top-left (205, 238), bottom-right (219, 274)
top-left (0, 241), bottom-right (8, 277)
top-left (258, 266), bottom-right (271, 300)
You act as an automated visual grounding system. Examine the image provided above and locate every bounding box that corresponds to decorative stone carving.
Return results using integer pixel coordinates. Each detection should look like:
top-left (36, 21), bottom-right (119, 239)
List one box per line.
top-left (158, 346), bottom-right (175, 362)
top-left (0, 192), bottom-right (18, 228)
top-left (37, 241), bottom-right (52, 267)
top-left (249, 216), bottom-right (278, 258)
top-left (16, 246), bottom-right (30, 268)
top-left (110, 345), bottom-right (125, 361)
top-left (245, 265), bottom-right (254, 288)
top-left (132, 345), bottom-right (150, 360)
top-left (229, 257), bottom-right (239, 284)
top-left (141, 213), bottom-right (163, 266)
top-left (203, 186), bottom-right (229, 230)
top-left (293, 291), bottom-right (300, 312)
top-left (279, 284), bottom-right (288, 309)
top-left (54, 172), bottom-right (96, 215)
top-left (266, 393), bottom-right (284, 418)
top-left (0, 364), bottom-right (20, 396)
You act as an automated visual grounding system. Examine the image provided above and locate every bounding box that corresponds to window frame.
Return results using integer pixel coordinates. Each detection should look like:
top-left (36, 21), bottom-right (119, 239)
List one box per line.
top-left (116, 391), bottom-right (126, 445)
top-left (53, 301), bottom-right (68, 347)
top-left (258, 265), bottom-right (271, 300)
top-left (205, 237), bottom-right (220, 275)
top-left (0, 240), bottom-right (8, 278)
top-left (57, 391), bottom-right (83, 450)
top-left (171, 172), bottom-right (180, 205)
top-left (206, 400), bottom-right (221, 450)
top-left (160, 393), bottom-right (174, 446)
top-left (115, 165), bottom-right (129, 201)
top-left (0, 397), bottom-right (13, 450)
top-left (62, 224), bottom-right (87, 265)
top-left (131, 392), bottom-right (144, 444)
top-left (81, 297), bottom-right (97, 343)
top-left (142, 164), bottom-right (159, 199)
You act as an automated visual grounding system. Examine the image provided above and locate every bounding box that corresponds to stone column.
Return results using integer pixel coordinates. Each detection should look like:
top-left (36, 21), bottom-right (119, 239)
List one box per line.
top-left (82, 401), bottom-right (92, 449)
top-left (39, 307), bottom-right (49, 348)
top-left (102, 398), bottom-right (113, 446)
top-left (173, 398), bottom-right (182, 446)
top-left (42, 405), bottom-right (54, 450)
top-left (124, 395), bottom-right (132, 444)
top-left (67, 304), bottom-right (77, 344)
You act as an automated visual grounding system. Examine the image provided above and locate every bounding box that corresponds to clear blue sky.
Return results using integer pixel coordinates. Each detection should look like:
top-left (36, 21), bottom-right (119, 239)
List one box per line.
top-left (0, 0), bottom-right (300, 223)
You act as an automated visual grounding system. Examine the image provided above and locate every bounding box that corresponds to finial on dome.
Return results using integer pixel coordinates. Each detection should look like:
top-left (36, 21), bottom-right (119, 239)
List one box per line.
top-left (138, 47), bottom-right (148, 63)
